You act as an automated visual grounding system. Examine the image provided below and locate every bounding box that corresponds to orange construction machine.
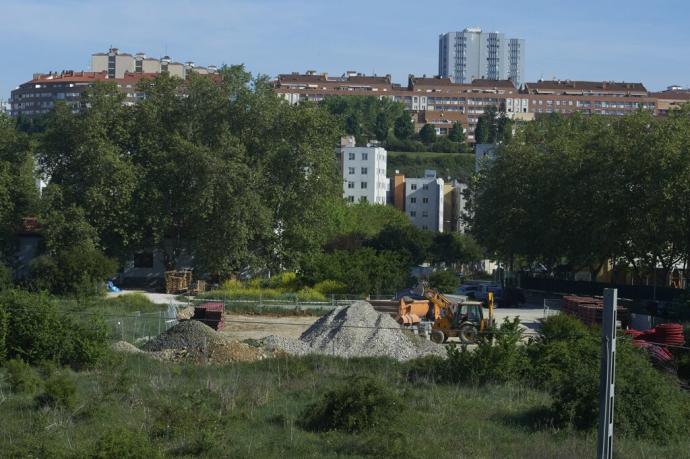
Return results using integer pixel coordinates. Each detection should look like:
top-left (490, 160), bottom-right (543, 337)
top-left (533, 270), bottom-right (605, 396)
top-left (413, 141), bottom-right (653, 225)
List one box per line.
top-left (396, 288), bottom-right (495, 344)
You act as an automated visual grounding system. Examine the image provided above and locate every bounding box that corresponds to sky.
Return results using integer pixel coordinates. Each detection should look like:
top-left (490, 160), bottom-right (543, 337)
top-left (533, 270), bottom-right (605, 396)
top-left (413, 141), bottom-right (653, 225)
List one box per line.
top-left (2, 0), bottom-right (690, 100)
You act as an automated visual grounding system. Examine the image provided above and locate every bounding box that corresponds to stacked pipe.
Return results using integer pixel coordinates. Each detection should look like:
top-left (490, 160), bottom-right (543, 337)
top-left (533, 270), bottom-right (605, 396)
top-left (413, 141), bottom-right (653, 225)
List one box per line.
top-left (192, 302), bottom-right (225, 331)
top-left (624, 323), bottom-right (685, 363)
top-left (561, 295), bottom-right (629, 326)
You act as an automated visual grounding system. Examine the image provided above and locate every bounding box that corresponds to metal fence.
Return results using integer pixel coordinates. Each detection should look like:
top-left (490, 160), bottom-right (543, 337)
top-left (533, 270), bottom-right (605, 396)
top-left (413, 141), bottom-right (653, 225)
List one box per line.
top-left (543, 299), bottom-right (562, 319)
top-left (103, 304), bottom-right (178, 344)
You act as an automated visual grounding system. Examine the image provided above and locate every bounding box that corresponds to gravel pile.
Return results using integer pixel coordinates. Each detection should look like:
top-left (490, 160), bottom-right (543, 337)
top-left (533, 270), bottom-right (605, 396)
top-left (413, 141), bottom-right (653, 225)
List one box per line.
top-left (263, 301), bottom-right (445, 361)
top-left (142, 320), bottom-right (223, 352)
top-left (142, 320), bottom-right (268, 364)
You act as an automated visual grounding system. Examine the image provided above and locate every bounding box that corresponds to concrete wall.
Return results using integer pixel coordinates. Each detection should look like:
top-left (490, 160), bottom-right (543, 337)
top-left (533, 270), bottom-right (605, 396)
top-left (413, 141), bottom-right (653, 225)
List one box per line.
top-left (91, 55), bottom-right (108, 73)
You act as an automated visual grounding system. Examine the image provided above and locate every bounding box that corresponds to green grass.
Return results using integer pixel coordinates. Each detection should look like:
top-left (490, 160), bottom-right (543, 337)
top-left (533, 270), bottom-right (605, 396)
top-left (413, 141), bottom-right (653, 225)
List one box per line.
top-left (56, 294), bottom-right (169, 344)
top-left (0, 354), bottom-right (686, 458)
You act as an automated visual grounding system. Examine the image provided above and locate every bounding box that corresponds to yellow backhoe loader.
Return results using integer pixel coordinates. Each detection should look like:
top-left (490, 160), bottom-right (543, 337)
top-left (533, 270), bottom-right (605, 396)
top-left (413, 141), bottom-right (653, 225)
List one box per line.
top-left (396, 288), bottom-right (495, 344)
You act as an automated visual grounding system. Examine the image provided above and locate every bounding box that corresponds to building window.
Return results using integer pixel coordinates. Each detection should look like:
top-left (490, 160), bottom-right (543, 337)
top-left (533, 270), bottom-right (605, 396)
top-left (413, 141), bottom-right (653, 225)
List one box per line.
top-left (361, 182), bottom-right (367, 189)
top-left (362, 153), bottom-right (368, 160)
top-left (422, 225), bottom-right (428, 230)
top-left (423, 184), bottom-right (429, 190)
top-left (410, 197), bottom-right (416, 203)
top-left (422, 197), bottom-right (429, 204)
top-left (411, 184), bottom-right (417, 190)
top-left (348, 152), bottom-right (355, 160)
top-left (422, 211), bottom-right (429, 217)
top-left (359, 196), bottom-right (368, 203)
top-left (361, 167), bottom-right (368, 174)
top-left (346, 196), bottom-right (355, 203)
top-left (410, 211), bottom-right (416, 217)
top-left (348, 167), bottom-right (355, 175)
top-left (347, 181), bottom-right (355, 189)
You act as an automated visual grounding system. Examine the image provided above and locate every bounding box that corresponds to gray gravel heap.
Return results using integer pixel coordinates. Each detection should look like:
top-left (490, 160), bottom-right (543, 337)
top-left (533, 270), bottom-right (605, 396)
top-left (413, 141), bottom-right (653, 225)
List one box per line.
top-left (142, 320), bottom-right (224, 352)
top-left (263, 301), bottom-right (445, 361)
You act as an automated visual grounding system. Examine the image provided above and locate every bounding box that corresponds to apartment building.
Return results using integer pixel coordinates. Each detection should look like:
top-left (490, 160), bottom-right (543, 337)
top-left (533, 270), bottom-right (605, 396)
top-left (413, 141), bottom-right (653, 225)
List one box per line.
top-left (91, 48), bottom-right (218, 80)
top-left (9, 71), bottom-right (156, 117)
top-left (388, 170), bottom-right (445, 232)
top-left (340, 140), bottom-right (388, 205)
top-left (438, 29), bottom-right (525, 86)
top-left (522, 80), bottom-right (656, 115)
top-left (274, 72), bottom-right (661, 142)
top-left (10, 48), bottom-right (219, 118)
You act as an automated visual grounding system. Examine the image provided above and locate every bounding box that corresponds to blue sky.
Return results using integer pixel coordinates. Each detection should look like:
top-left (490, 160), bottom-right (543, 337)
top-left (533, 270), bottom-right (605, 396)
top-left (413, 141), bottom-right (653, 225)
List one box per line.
top-left (2, 0), bottom-right (689, 100)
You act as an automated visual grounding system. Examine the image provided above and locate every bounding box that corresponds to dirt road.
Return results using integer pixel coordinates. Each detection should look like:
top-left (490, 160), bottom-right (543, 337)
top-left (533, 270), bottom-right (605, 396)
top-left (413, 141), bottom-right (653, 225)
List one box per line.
top-left (218, 314), bottom-right (319, 341)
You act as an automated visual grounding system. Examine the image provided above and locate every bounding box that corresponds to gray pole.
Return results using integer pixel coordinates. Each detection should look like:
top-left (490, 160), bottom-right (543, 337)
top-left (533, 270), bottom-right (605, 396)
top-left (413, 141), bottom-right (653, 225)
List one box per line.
top-left (597, 288), bottom-right (617, 459)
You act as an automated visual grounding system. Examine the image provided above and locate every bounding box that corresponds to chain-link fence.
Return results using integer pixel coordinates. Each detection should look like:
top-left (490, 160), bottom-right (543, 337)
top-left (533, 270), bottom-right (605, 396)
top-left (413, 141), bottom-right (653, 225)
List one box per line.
top-left (102, 304), bottom-right (178, 344)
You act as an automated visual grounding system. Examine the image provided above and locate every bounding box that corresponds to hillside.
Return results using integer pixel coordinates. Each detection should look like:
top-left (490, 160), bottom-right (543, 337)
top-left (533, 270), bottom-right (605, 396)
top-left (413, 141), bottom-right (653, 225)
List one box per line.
top-left (388, 151), bottom-right (475, 181)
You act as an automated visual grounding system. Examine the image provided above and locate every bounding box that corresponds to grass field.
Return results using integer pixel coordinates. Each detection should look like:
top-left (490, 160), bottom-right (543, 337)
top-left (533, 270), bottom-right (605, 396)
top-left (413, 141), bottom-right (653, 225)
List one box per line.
top-left (1, 353), bottom-right (687, 458)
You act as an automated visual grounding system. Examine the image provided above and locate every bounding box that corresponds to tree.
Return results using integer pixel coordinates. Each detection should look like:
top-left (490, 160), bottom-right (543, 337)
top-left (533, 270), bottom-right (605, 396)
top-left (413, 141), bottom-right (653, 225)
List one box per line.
top-left (430, 233), bottom-right (483, 266)
top-left (448, 122), bottom-right (465, 143)
top-left (374, 112), bottom-right (389, 142)
top-left (474, 116), bottom-right (489, 144)
top-left (418, 124), bottom-right (437, 145)
top-left (394, 114), bottom-right (415, 140)
top-left (367, 224), bottom-right (432, 265)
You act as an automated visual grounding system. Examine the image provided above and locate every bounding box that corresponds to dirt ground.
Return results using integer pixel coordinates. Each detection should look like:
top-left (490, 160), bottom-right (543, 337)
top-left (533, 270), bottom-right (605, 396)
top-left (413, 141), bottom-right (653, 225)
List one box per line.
top-left (219, 314), bottom-right (319, 341)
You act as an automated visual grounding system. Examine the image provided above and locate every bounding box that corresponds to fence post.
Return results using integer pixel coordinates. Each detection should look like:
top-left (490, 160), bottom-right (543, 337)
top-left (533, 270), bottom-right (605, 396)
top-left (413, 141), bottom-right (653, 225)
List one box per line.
top-left (597, 288), bottom-right (617, 459)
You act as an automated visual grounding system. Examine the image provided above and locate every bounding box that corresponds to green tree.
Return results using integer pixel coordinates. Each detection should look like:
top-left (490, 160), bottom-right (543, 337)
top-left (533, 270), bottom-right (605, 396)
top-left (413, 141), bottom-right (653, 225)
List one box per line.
top-left (430, 233), bottom-right (483, 266)
top-left (394, 114), bottom-right (415, 140)
top-left (418, 124), bottom-right (437, 145)
top-left (448, 122), bottom-right (465, 143)
top-left (374, 112), bottom-right (389, 142)
top-left (474, 116), bottom-right (489, 144)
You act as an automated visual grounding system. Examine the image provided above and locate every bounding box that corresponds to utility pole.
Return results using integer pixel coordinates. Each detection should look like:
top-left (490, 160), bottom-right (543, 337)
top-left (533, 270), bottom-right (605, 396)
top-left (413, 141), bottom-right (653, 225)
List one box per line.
top-left (597, 288), bottom-right (617, 459)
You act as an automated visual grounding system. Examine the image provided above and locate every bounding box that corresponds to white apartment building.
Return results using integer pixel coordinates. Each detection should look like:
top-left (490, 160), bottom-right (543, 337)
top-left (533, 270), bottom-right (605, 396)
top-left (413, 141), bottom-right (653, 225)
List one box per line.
top-left (405, 170), bottom-right (444, 232)
top-left (439, 28), bottom-right (525, 86)
top-left (341, 146), bottom-right (388, 205)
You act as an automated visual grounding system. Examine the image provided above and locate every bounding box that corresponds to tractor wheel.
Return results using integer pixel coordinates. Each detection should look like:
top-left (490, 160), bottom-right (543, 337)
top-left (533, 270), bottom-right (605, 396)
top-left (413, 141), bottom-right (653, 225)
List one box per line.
top-left (459, 324), bottom-right (478, 344)
top-left (430, 330), bottom-right (445, 344)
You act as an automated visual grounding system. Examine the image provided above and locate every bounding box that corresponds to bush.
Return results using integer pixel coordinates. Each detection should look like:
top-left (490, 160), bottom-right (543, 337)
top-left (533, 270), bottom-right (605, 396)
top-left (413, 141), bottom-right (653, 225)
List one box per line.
top-left (38, 370), bottom-right (77, 409)
top-left (0, 302), bottom-right (7, 363)
top-left (532, 316), bottom-right (690, 440)
top-left (0, 262), bottom-right (12, 290)
top-left (313, 279), bottom-right (348, 295)
top-left (428, 270), bottom-right (458, 293)
top-left (296, 287), bottom-right (327, 302)
top-left (92, 428), bottom-right (162, 459)
top-left (1, 290), bottom-right (109, 368)
top-left (29, 244), bottom-right (117, 295)
top-left (300, 377), bottom-right (403, 432)
top-left (5, 359), bottom-right (42, 394)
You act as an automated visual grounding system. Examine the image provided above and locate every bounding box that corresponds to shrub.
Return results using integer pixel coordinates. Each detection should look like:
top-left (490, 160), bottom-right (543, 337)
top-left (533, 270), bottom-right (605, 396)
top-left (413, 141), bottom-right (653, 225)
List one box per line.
top-left (313, 279), bottom-right (348, 295)
top-left (0, 262), bottom-right (12, 290)
top-left (1, 290), bottom-right (109, 368)
top-left (220, 278), bottom-right (243, 290)
top-left (268, 271), bottom-right (298, 291)
top-left (5, 359), bottom-right (42, 394)
top-left (532, 317), bottom-right (690, 440)
top-left (92, 428), bottom-right (162, 459)
top-left (428, 270), bottom-right (458, 293)
top-left (105, 293), bottom-right (161, 312)
top-left (29, 244), bottom-right (117, 295)
top-left (537, 313), bottom-right (591, 343)
top-left (300, 376), bottom-right (403, 432)
top-left (0, 302), bottom-right (7, 363)
top-left (38, 370), bottom-right (77, 409)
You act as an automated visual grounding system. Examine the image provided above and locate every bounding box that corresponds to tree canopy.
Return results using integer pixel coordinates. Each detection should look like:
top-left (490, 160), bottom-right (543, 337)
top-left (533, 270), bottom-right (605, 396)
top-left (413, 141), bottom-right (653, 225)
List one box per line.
top-left (471, 108), bottom-right (690, 284)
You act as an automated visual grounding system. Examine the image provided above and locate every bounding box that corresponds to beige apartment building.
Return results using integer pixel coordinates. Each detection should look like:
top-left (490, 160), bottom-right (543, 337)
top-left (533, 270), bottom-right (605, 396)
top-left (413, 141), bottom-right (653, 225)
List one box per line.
top-left (91, 48), bottom-right (218, 80)
top-left (273, 71), bottom-right (664, 142)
